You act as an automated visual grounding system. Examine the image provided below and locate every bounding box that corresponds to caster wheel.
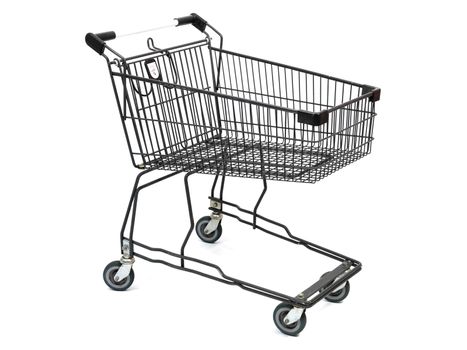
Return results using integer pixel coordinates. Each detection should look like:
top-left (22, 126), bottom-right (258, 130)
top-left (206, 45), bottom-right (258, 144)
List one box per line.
top-left (320, 272), bottom-right (350, 303)
top-left (324, 281), bottom-right (350, 303)
top-left (103, 261), bottom-right (134, 291)
top-left (195, 216), bottom-right (222, 243)
top-left (273, 303), bottom-right (307, 336)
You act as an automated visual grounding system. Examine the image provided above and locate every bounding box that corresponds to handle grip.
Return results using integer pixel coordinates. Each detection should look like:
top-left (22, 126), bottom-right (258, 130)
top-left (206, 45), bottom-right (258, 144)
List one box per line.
top-left (85, 31), bottom-right (116, 55)
top-left (96, 31), bottom-right (116, 41)
top-left (175, 13), bottom-right (207, 32)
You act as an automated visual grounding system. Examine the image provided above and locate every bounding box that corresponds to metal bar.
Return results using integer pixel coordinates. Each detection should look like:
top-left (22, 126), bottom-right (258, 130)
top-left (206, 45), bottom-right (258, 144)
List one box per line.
top-left (210, 197), bottom-right (359, 263)
top-left (205, 23), bottom-right (224, 90)
top-left (253, 111), bottom-right (268, 227)
top-left (134, 252), bottom-right (236, 285)
top-left (305, 263), bottom-right (362, 307)
top-left (115, 71), bottom-right (375, 132)
top-left (131, 240), bottom-right (305, 306)
top-left (105, 57), bottom-right (138, 167)
top-left (126, 64), bottom-right (152, 165)
top-left (125, 40), bottom-right (208, 62)
top-left (120, 170), bottom-right (183, 253)
top-left (299, 261), bottom-right (351, 300)
top-left (117, 21), bottom-right (177, 39)
top-left (180, 170), bottom-right (197, 267)
top-left (117, 65), bottom-right (147, 167)
top-left (218, 86), bottom-right (333, 110)
top-left (218, 210), bottom-right (299, 245)
top-left (119, 167), bottom-right (160, 244)
top-left (113, 72), bottom-right (298, 115)
top-left (211, 47), bottom-right (365, 88)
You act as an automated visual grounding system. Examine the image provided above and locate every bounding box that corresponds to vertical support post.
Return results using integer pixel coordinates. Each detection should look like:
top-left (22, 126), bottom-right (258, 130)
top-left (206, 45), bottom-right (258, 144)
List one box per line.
top-left (120, 167), bottom-right (159, 255)
top-left (253, 171), bottom-right (268, 229)
top-left (207, 31), bottom-right (229, 211)
top-left (253, 106), bottom-right (268, 228)
top-left (180, 170), bottom-right (197, 267)
top-left (120, 169), bottom-right (182, 259)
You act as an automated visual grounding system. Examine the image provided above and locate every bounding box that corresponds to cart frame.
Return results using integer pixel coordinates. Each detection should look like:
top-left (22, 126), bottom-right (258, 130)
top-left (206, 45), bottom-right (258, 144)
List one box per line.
top-left (86, 14), bottom-right (380, 336)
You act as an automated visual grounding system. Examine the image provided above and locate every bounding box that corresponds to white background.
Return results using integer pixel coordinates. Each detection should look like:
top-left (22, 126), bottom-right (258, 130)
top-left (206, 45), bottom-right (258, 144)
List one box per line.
top-left (1, 0), bottom-right (466, 349)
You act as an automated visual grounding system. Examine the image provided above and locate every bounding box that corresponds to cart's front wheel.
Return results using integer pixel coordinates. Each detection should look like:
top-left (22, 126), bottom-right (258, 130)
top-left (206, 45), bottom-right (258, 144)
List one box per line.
top-left (273, 303), bottom-right (307, 336)
top-left (195, 216), bottom-right (222, 243)
top-left (324, 281), bottom-right (350, 303)
top-left (103, 261), bottom-right (135, 291)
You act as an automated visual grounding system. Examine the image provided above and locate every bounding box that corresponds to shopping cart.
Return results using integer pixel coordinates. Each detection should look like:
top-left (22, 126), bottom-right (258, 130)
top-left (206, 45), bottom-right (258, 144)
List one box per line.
top-left (86, 14), bottom-right (380, 336)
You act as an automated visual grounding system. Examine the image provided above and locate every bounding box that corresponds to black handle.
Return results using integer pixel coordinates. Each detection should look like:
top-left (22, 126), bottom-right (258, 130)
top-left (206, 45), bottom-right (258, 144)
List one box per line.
top-left (85, 31), bottom-right (116, 55)
top-left (96, 31), bottom-right (116, 41)
top-left (175, 13), bottom-right (207, 32)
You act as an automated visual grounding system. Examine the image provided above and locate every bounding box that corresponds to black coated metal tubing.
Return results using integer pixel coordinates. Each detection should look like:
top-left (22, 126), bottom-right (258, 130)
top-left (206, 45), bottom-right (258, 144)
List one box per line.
top-left (208, 197), bottom-right (359, 264)
top-left (131, 240), bottom-right (305, 306)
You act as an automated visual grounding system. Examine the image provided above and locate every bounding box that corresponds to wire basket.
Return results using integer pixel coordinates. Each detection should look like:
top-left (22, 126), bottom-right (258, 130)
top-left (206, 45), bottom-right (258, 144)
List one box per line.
top-left (107, 38), bottom-right (379, 183)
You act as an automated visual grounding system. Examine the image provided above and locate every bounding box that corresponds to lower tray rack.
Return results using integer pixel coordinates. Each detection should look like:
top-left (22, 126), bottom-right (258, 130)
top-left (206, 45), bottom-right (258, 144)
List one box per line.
top-left (142, 137), bottom-right (369, 183)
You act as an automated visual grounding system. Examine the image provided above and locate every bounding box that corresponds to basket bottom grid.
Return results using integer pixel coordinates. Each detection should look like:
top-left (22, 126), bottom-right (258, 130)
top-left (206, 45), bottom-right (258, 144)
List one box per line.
top-left (142, 137), bottom-right (370, 183)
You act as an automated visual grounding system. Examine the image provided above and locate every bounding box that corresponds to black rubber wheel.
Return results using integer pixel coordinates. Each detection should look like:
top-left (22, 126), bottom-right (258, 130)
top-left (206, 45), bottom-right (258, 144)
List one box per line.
top-left (273, 302), bottom-right (307, 336)
top-left (195, 216), bottom-right (222, 243)
top-left (324, 281), bottom-right (350, 303)
top-left (103, 260), bottom-right (135, 291)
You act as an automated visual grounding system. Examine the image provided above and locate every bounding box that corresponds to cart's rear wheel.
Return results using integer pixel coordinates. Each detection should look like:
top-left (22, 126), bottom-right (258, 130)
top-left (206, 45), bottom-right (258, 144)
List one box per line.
top-left (195, 216), bottom-right (222, 243)
top-left (273, 302), bottom-right (307, 336)
top-left (103, 261), bottom-right (134, 291)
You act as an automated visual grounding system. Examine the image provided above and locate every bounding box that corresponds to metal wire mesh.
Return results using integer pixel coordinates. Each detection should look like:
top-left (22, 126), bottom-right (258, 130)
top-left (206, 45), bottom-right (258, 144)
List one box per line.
top-left (109, 42), bottom-right (377, 183)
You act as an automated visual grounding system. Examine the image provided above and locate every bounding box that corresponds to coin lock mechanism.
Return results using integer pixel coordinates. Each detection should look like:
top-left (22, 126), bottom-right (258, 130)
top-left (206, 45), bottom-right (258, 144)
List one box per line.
top-left (145, 59), bottom-right (162, 80)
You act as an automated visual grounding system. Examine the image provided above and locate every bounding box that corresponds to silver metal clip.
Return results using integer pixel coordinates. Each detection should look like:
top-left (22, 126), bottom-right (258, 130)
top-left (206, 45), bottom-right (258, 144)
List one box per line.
top-left (284, 307), bottom-right (305, 325)
top-left (204, 212), bottom-right (223, 235)
top-left (114, 240), bottom-right (135, 282)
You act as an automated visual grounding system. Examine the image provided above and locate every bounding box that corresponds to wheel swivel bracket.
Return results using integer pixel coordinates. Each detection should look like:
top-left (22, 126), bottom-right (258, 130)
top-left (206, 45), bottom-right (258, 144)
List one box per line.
top-left (205, 199), bottom-right (223, 235)
top-left (284, 307), bottom-right (305, 325)
top-left (114, 239), bottom-right (135, 282)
